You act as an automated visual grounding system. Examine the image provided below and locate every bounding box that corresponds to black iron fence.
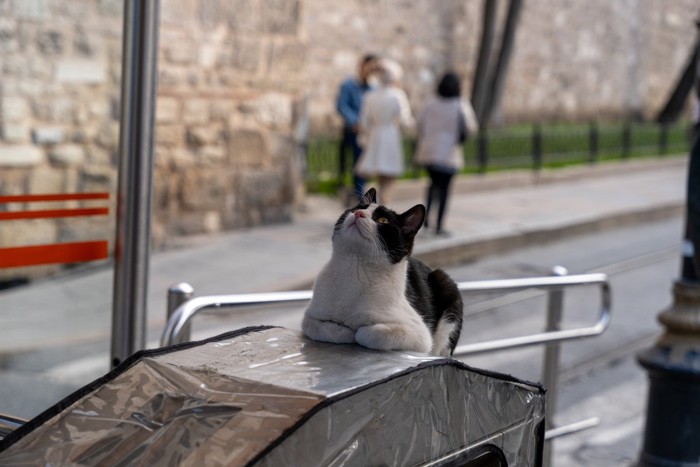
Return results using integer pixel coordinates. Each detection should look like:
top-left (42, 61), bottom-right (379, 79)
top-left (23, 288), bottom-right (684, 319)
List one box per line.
top-left (304, 121), bottom-right (692, 193)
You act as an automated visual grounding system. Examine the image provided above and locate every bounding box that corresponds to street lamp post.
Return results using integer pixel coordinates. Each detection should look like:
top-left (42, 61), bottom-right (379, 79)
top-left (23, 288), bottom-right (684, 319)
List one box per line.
top-left (636, 23), bottom-right (700, 465)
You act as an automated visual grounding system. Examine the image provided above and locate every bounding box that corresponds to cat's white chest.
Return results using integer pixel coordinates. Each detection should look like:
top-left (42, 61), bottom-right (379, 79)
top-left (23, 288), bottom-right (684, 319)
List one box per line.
top-left (306, 256), bottom-right (420, 329)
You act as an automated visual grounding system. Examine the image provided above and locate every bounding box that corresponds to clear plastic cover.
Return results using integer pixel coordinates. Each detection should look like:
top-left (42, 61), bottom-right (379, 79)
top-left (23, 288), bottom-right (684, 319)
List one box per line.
top-left (0, 327), bottom-right (545, 466)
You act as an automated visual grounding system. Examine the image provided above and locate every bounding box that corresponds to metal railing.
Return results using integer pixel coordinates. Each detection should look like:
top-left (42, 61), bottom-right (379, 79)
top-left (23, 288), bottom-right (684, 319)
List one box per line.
top-left (306, 120), bottom-right (692, 191)
top-left (161, 268), bottom-right (610, 467)
top-left (162, 270), bottom-right (610, 350)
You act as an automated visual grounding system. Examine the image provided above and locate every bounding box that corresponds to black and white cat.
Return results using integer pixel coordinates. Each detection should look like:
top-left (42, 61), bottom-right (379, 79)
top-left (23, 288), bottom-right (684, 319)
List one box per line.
top-left (302, 188), bottom-right (463, 356)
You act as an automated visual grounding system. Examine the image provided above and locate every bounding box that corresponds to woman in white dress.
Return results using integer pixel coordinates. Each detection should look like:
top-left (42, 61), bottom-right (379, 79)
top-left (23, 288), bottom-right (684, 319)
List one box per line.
top-left (355, 59), bottom-right (414, 204)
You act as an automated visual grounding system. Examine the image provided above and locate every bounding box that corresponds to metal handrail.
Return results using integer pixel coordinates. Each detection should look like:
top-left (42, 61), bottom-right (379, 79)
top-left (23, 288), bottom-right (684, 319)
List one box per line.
top-left (160, 273), bottom-right (610, 348)
top-left (161, 290), bottom-right (313, 346)
top-left (452, 273), bottom-right (611, 356)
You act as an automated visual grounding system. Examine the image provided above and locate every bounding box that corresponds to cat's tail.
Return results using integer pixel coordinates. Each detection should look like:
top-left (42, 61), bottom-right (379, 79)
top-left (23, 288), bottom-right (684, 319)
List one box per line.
top-left (428, 269), bottom-right (464, 356)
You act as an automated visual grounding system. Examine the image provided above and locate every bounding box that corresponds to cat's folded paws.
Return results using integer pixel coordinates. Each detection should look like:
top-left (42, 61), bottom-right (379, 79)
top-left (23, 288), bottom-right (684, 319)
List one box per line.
top-left (356, 323), bottom-right (432, 353)
top-left (302, 316), bottom-right (356, 344)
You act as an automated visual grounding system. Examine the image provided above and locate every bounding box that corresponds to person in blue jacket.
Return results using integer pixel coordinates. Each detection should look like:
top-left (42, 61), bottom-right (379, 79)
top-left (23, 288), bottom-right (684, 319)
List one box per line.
top-left (337, 54), bottom-right (379, 201)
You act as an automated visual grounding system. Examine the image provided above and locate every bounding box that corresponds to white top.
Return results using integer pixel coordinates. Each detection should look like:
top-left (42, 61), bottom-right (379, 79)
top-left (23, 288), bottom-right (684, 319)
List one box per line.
top-left (356, 85), bottom-right (414, 178)
top-left (414, 97), bottom-right (478, 172)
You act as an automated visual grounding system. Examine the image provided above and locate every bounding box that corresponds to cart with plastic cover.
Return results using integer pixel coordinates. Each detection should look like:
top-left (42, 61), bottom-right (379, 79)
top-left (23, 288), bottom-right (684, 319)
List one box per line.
top-left (0, 326), bottom-right (545, 466)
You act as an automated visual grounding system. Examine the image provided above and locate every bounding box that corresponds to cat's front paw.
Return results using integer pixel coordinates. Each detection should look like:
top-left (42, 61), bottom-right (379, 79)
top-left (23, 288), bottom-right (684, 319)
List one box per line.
top-left (302, 316), bottom-right (356, 344)
top-left (356, 323), bottom-right (432, 353)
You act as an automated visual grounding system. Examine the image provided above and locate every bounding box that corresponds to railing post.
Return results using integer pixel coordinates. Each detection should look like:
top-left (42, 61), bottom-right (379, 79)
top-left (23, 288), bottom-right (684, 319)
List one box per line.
top-left (622, 121), bottom-right (632, 159)
top-left (477, 130), bottom-right (489, 174)
top-left (166, 283), bottom-right (194, 345)
top-left (589, 120), bottom-right (599, 164)
top-left (110, 0), bottom-right (161, 369)
top-left (659, 123), bottom-right (668, 156)
top-left (542, 265), bottom-right (567, 467)
top-left (532, 124), bottom-right (543, 171)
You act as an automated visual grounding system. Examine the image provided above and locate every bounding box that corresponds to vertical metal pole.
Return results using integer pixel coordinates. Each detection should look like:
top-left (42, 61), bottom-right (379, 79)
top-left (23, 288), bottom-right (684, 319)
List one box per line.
top-left (111, 0), bottom-right (160, 368)
top-left (532, 124), bottom-right (543, 171)
top-left (477, 130), bottom-right (489, 174)
top-left (622, 121), bottom-right (632, 159)
top-left (542, 265), bottom-right (567, 467)
top-left (589, 120), bottom-right (598, 164)
top-left (166, 283), bottom-right (194, 345)
top-left (637, 22), bottom-right (700, 464)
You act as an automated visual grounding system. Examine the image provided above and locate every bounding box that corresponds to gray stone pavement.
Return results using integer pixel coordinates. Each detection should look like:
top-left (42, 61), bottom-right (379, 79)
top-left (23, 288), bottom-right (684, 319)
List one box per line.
top-left (0, 156), bottom-right (687, 354)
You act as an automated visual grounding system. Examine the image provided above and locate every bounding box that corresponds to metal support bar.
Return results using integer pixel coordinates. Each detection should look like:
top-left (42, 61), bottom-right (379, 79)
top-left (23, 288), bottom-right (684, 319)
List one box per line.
top-left (0, 412), bottom-right (27, 440)
top-left (110, 0), bottom-right (161, 369)
top-left (542, 266), bottom-right (567, 467)
top-left (452, 273), bottom-right (610, 356)
top-left (167, 283), bottom-right (194, 345)
top-left (544, 417), bottom-right (599, 440)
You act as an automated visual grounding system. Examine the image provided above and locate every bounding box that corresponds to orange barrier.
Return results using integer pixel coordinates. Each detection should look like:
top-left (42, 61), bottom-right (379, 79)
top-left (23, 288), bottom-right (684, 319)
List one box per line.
top-left (0, 193), bottom-right (111, 268)
top-left (0, 208), bottom-right (109, 221)
top-left (0, 241), bottom-right (109, 268)
top-left (0, 193), bottom-right (110, 203)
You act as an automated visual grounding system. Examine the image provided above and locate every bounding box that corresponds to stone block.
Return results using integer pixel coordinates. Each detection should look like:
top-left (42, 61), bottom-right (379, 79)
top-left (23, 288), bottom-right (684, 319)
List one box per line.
top-left (200, 145), bottom-right (226, 164)
top-left (1, 124), bottom-right (28, 143)
top-left (187, 126), bottom-right (221, 146)
top-left (182, 99), bottom-right (210, 124)
top-left (0, 219), bottom-right (57, 249)
top-left (220, 36), bottom-right (262, 72)
top-left (166, 44), bottom-right (197, 64)
top-left (156, 97), bottom-right (179, 123)
top-left (0, 18), bottom-right (18, 53)
top-left (180, 168), bottom-right (227, 210)
top-left (227, 126), bottom-right (270, 167)
top-left (95, 122), bottom-right (119, 148)
top-left (12, 0), bottom-right (49, 20)
top-left (225, 0), bottom-right (261, 32)
top-left (58, 217), bottom-right (111, 244)
top-left (49, 144), bottom-right (85, 166)
top-left (28, 166), bottom-right (65, 194)
top-left (0, 96), bottom-right (29, 122)
top-left (156, 124), bottom-right (186, 146)
top-left (32, 127), bottom-right (65, 144)
top-left (261, 0), bottom-right (300, 35)
top-left (165, 147), bottom-right (197, 168)
top-left (0, 144), bottom-right (45, 167)
top-left (269, 40), bottom-right (306, 74)
top-left (36, 30), bottom-right (65, 54)
top-left (247, 93), bottom-right (293, 128)
top-left (80, 166), bottom-right (115, 192)
top-left (54, 59), bottom-right (107, 84)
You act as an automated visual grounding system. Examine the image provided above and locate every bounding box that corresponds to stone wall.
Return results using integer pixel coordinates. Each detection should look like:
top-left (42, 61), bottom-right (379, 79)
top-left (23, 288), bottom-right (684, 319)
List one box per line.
top-left (0, 0), bottom-right (696, 280)
top-left (153, 0), bottom-right (306, 244)
top-left (304, 0), bottom-right (699, 131)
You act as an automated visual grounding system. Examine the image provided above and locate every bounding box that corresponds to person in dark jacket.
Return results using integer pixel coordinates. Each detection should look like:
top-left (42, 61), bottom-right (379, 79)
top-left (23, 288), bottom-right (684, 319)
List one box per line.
top-left (337, 54), bottom-right (379, 201)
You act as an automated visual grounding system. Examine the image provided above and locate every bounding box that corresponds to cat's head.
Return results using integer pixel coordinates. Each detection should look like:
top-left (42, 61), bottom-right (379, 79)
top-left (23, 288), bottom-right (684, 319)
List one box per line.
top-left (332, 188), bottom-right (425, 264)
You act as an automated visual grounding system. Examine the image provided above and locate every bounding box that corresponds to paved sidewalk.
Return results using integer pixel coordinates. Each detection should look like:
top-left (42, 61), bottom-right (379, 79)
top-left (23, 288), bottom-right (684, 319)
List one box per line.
top-left (0, 156), bottom-right (688, 354)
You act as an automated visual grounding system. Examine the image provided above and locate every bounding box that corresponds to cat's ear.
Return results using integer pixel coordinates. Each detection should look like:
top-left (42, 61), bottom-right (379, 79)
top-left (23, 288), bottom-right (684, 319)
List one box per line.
top-left (360, 188), bottom-right (377, 205)
top-left (400, 204), bottom-right (426, 236)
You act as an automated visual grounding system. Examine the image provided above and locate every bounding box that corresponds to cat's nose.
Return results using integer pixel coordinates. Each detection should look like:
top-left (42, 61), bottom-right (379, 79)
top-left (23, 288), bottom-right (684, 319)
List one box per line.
top-left (354, 210), bottom-right (367, 219)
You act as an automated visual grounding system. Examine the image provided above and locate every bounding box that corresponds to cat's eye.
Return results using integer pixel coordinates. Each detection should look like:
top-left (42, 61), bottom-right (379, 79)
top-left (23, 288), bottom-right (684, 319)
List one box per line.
top-left (377, 217), bottom-right (389, 224)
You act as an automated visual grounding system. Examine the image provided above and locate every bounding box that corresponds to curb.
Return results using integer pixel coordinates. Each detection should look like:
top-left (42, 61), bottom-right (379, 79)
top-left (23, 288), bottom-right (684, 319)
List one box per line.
top-left (285, 201), bottom-right (684, 292)
top-left (414, 202), bottom-right (684, 269)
